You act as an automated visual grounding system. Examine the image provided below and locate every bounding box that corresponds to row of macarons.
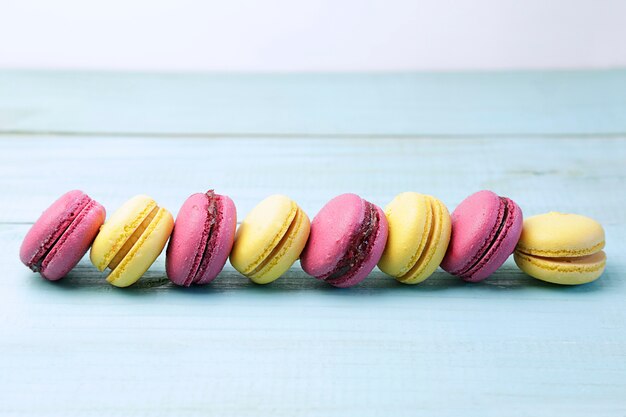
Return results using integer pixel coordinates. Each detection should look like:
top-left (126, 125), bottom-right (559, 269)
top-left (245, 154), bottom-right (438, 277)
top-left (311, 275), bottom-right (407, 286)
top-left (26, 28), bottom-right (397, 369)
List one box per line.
top-left (20, 189), bottom-right (607, 288)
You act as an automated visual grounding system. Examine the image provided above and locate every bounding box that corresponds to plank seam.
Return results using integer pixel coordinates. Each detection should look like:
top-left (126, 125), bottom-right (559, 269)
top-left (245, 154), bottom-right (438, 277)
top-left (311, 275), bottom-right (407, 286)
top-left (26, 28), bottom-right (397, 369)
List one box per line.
top-left (2, 130), bottom-right (626, 139)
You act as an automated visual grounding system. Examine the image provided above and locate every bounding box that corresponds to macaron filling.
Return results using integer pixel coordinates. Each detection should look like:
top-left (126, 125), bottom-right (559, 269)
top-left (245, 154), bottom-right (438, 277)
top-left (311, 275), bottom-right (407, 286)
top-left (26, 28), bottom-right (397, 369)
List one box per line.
top-left (516, 251), bottom-right (606, 266)
top-left (184, 191), bottom-right (222, 286)
top-left (455, 197), bottom-right (510, 279)
top-left (514, 250), bottom-right (607, 285)
top-left (108, 206), bottom-right (159, 270)
top-left (397, 198), bottom-right (438, 281)
top-left (516, 241), bottom-right (605, 258)
top-left (40, 199), bottom-right (101, 273)
top-left (323, 201), bottom-right (379, 285)
top-left (248, 207), bottom-right (304, 277)
top-left (26, 194), bottom-right (92, 272)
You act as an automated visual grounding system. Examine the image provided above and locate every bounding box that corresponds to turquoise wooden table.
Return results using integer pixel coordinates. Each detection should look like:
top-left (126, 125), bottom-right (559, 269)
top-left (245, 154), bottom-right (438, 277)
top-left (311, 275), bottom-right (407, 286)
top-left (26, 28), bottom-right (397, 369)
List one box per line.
top-left (1, 70), bottom-right (625, 416)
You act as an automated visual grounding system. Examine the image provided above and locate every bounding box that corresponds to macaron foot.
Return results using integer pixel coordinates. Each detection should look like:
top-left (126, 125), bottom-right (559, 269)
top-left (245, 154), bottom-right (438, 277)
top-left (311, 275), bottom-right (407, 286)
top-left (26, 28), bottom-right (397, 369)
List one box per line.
top-left (90, 195), bottom-right (174, 288)
top-left (514, 212), bottom-right (606, 285)
top-left (514, 251), bottom-right (606, 285)
top-left (378, 192), bottom-right (451, 285)
top-left (230, 195), bottom-right (310, 284)
top-left (441, 190), bottom-right (523, 282)
top-left (301, 193), bottom-right (388, 288)
top-left (19, 190), bottom-right (106, 281)
top-left (166, 190), bottom-right (237, 286)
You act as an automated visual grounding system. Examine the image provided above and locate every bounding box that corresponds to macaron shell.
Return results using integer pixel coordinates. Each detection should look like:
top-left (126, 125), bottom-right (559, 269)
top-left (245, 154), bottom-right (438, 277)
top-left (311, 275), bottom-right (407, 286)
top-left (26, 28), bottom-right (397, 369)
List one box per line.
top-left (516, 212), bottom-right (605, 257)
top-left (514, 250), bottom-right (606, 285)
top-left (41, 200), bottom-right (106, 280)
top-left (249, 206), bottom-right (310, 284)
top-left (325, 205), bottom-right (388, 288)
top-left (166, 193), bottom-right (213, 286)
top-left (107, 207), bottom-right (174, 287)
top-left (378, 192), bottom-right (432, 278)
top-left (463, 197), bottom-right (523, 282)
top-left (398, 197), bottom-right (451, 284)
top-left (90, 195), bottom-right (157, 271)
top-left (300, 193), bottom-right (367, 279)
top-left (20, 190), bottom-right (90, 270)
top-left (195, 195), bottom-right (237, 285)
top-left (440, 190), bottom-right (502, 275)
top-left (230, 194), bottom-right (297, 277)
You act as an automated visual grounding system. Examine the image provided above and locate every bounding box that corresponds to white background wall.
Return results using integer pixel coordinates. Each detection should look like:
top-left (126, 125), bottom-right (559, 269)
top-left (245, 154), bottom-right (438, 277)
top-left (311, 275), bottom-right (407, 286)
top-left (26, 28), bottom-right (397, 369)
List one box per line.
top-left (1, 0), bottom-right (625, 72)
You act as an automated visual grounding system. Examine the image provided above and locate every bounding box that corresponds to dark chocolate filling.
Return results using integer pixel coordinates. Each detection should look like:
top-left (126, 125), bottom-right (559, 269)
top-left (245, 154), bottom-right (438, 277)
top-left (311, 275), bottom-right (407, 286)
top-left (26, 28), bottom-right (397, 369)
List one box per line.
top-left (457, 197), bottom-right (509, 278)
top-left (324, 201), bottom-right (379, 283)
top-left (188, 190), bottom-right (220, 285)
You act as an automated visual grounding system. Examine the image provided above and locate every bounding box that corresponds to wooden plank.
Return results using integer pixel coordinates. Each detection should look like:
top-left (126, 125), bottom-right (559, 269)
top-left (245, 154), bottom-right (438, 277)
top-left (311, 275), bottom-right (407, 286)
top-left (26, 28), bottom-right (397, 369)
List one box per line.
top-left (1, 136), bottom-right (625, 223)
top-left (1, 70), bottom-right (626, 136)
top-left (1, 135), bottom-right (625, 416)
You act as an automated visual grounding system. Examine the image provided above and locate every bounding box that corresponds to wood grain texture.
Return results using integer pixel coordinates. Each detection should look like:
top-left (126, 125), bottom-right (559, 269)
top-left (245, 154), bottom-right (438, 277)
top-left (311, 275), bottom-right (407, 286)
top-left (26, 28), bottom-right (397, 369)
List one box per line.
top-left (1, 71), bottom-right (626, 417)
top-left (1, 70), bottom-right (626, 136)
top-left (1, 136), bottom-right (625, 416)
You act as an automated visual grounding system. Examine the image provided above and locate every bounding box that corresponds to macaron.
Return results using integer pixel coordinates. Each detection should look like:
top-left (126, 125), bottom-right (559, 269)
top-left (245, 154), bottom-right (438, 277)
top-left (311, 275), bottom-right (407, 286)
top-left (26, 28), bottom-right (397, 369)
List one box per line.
top-left (230, 194), bottom-right (310, 284)
top-left (166, 190), bottom-right (237, 286)
top-left (514, 212), bottom-right (606, 285)
top-left (301, 193), bottom-right (388, 288)
top-left (441, 190), bottom-right (523, 282)
top-left (20, 190), bottom-right (106, 281)
top-left (90, 195), bottom-right (174, 287)
top-left (378, 192), bottom-right (451, 284)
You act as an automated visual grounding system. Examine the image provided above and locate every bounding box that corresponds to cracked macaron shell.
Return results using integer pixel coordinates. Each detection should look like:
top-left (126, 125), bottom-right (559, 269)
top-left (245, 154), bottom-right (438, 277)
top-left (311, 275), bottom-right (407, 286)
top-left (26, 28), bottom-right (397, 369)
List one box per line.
top-left (378, 192), bottom-right (451, 284)
top-left (90, 195), bottom-right (174, 287)
top-left (166, 192), bottom-right (237, 286)
top-left (300, 193), bottom-right (389, 288)
top-left (20, 190), bottom-right (105, 281)
top-left (441, 190), bottom-right (523, 282)
top-left (230, 194), bottom-right (310, 284)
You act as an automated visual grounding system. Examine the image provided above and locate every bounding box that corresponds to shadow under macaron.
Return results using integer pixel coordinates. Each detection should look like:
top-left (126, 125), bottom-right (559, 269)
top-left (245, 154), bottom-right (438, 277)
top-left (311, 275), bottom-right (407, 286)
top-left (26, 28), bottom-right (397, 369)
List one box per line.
top-left (29, 259), bottom-right (609, 296)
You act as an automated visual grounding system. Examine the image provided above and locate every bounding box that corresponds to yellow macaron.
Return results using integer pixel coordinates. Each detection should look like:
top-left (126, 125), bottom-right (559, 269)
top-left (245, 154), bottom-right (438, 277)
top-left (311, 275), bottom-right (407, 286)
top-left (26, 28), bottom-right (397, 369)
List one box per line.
top-left (378, 192), bottom-right (451, 284)
top-left (514, 212), bottom-right (606, 285)
top-left (90, 195), bottom-right (174, 287)
top-left (230, 195), bottom-right (310, 284)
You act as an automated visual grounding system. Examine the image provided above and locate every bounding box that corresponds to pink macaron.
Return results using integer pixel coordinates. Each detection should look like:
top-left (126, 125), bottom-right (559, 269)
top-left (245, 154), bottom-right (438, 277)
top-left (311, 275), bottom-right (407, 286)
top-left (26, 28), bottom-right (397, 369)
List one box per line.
top-left (20, 190), bottom-right (106, 281)
top-left (441, 190), bottom-right (523, 282)
top-left (166, 190), bottom-right (237, 286)
top-left (301, 193), bottom-right (388, 288)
